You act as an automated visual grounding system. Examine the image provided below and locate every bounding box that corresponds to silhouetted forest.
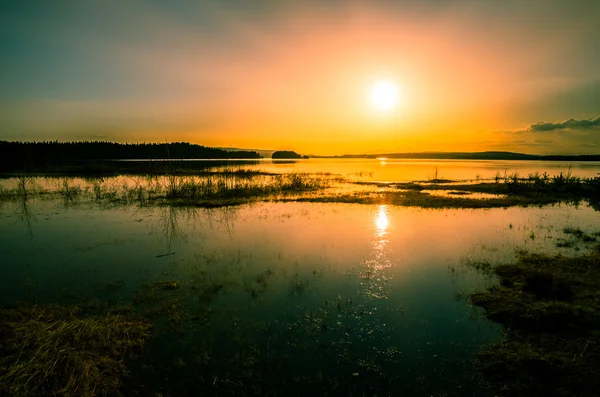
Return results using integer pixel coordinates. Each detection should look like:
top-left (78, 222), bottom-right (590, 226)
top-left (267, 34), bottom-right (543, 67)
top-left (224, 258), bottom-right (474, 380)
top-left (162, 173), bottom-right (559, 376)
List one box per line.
top-left (272, 151), bottom-right (302, 159)
top-left (0, 141), bottom-right (261, 171)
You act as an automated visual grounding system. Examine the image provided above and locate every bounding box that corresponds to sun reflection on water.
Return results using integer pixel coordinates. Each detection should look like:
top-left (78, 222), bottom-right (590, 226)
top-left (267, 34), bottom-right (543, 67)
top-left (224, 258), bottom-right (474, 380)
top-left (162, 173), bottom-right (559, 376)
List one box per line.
top-left (375, 205), bottom-right (389, 235)
top-left (359, 205), bottom-right (394, 300)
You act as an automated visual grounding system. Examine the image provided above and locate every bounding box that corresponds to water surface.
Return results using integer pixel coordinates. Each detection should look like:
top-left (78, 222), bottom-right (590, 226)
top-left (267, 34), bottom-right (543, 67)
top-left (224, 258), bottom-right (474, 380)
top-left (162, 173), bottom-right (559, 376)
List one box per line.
top-left (115, 158), bottom-right (600, 181)
top-left (1, 196), bottom-right (598, 395)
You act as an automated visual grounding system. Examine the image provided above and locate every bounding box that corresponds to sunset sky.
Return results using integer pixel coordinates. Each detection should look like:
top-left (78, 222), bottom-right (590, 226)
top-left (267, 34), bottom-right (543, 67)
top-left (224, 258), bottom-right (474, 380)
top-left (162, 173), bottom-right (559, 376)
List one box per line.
top-left (1, 0), bottom-right (599, 155)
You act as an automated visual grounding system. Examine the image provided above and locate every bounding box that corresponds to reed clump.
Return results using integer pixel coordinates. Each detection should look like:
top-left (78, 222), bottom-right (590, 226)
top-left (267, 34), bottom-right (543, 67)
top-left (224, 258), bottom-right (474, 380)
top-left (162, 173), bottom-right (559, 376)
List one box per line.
top-left (0, 304), bottom-right (151, 396)
top-left (500, 170), bottom-right (600, 197)
top-left (0, 170), bottom-right (330, 209)
top-left (163, 172), bottom-right (326, 200)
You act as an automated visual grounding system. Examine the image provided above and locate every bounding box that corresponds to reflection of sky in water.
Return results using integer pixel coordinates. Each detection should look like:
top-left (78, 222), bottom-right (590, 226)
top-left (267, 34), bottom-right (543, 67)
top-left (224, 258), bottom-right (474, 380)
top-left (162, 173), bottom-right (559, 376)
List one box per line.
top-left (1, 199), bottom-right (598, 302)
top-left (1, 199), bottom-right (598, 303)
top-left (2, 159), bottom-right (600, 190)
top-left (1, 198), bottom-right (599, 394)
top-left (262, 159), bottom-right (600, 181)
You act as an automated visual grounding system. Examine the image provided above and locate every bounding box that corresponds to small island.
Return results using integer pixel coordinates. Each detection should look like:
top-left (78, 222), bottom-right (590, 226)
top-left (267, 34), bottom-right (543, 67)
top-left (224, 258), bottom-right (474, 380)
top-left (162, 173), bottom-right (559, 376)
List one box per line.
top-left (272, 150), bottom-right (306, 159)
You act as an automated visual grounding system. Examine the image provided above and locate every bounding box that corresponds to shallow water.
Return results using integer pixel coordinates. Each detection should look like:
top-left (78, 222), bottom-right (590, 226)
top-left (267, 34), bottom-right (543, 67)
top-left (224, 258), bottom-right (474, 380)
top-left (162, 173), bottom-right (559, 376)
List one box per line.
top-left (1, 196), bottom-right (598, 395)
top-left (258, 158), bottom-right (600, 181)
top-left (115, 158), bottom-right (600, 181)
top-left (3, 159), bottom-right (600, 188)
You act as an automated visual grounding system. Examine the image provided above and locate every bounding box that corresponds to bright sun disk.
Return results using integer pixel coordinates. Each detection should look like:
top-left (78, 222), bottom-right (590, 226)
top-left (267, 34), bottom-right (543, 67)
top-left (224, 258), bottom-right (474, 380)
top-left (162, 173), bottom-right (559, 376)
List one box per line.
top-left (369, 80), bottom-right (399, 112)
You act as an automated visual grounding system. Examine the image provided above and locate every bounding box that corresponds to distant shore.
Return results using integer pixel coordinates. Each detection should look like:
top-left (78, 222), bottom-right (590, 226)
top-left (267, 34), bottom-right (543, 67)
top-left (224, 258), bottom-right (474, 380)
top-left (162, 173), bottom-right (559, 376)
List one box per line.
top-left (311, 151), bottom-right (600, 161)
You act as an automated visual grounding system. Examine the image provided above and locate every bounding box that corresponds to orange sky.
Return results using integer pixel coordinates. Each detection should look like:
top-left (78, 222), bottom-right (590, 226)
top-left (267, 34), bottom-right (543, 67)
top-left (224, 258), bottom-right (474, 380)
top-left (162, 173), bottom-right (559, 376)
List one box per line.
top-left (1, 0), bottom-right (599, 154)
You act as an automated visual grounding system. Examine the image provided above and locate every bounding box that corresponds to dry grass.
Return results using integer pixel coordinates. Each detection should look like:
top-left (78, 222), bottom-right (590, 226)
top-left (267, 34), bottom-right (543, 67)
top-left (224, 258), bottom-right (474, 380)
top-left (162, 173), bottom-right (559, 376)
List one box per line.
top-left (0, 305), bottom-right (151, 396)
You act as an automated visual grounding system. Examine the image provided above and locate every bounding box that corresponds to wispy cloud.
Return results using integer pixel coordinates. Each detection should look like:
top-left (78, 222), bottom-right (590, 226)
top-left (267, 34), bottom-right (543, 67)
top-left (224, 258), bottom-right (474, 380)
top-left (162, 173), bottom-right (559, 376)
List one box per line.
top-left (490, 116), bottom-right (600, 154)
top-left (528, 116), bottom-right (600, 132)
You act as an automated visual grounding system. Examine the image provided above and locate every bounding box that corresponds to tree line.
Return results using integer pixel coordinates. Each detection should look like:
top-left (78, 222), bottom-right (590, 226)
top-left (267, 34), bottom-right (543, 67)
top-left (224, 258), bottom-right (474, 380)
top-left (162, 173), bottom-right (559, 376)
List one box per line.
top-left (0, 141), bottom-right (261, 171)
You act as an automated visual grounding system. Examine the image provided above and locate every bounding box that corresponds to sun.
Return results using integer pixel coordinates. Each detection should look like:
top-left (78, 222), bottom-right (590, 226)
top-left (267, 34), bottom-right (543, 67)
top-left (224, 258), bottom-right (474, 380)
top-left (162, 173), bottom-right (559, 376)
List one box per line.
top-left (369, 80), bottom-right (399, 112)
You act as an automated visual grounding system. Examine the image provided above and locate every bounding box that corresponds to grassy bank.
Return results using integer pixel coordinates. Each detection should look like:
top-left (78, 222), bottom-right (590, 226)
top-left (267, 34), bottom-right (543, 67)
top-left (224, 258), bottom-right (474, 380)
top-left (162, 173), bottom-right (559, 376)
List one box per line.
top-left (468, 230), bottom-right (600, 396)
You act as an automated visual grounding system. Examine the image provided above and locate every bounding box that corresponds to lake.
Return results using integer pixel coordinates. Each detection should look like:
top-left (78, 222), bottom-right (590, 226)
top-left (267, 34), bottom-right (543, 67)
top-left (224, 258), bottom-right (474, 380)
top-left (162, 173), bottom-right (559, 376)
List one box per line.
top-left (1, 159), bottom-right (599, 395)
top-left (130, 158), bottom-right (600, 181)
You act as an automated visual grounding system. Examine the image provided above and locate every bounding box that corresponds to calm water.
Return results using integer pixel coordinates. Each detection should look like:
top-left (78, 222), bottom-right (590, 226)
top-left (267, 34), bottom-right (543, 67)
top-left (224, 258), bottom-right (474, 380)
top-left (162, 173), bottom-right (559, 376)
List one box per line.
top-left (132, 158), bottom-right (600, 181)
top-left (3, 158), bottom-right (600, 193)
top-left (1, 189), bottom-right (598, 394)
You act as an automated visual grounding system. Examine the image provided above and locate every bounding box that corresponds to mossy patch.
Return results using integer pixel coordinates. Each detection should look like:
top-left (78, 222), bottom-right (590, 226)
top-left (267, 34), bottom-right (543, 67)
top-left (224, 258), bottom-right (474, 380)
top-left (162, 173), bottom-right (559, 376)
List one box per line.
top-left (469, 245), bottom-right (600, 396)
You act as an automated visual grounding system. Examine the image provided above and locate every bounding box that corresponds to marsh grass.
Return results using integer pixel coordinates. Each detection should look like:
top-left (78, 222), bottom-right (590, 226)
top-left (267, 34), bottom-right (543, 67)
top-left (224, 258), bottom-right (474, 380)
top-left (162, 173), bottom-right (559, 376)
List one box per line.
top-left (0, 305), bottom-right (151, 397)
top-left (59, 178), bottom-right (82, 202)
top-left (0, 170), bottom-right (331, 209)
top-left (163, 172), bottom-right (326, 201)
top-left (341, 173), bottom-right (600, 209)
top-left (499, 169), bottom-right (600, 198)
top-left (0, 269), bottom-right (240, 396)
top-left (2, 171), bottom-right (599, 210)
top-left (292, 189), bottom-right (562, 209)
top-left (468, 241), bottom-right (600, 396)
top-left (1, 176), bottom-right (36, 200)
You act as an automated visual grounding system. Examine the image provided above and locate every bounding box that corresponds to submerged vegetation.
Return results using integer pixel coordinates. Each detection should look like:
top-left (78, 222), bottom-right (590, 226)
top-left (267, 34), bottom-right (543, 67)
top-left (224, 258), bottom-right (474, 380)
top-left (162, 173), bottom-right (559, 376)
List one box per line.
top-left (468, 230), bottom-right (600, 396)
